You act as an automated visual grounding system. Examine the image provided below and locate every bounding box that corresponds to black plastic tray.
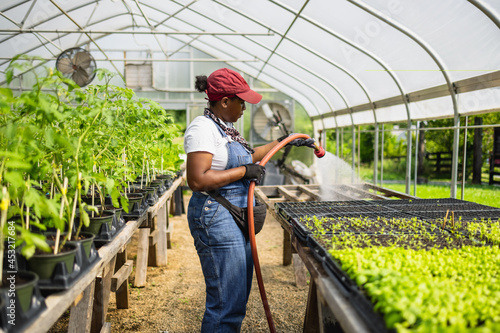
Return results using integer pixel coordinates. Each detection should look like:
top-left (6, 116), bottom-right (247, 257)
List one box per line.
top-left (15, 238), bottom-right (100, 296)
top-left (0, 271), bottom-right (47, 333)
top-left (306, 236), bottom-right (390, 333)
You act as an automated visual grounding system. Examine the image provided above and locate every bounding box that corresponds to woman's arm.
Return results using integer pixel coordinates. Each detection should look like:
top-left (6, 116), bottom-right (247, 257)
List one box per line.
top-left (186, 151), bottom-right (246, 192)
top-left (251, 140), bottom-right (280, 163)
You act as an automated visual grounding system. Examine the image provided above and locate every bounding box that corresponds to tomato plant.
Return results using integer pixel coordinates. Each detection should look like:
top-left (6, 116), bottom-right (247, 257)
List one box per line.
top-left (0, 57), bottom-right (183, 267)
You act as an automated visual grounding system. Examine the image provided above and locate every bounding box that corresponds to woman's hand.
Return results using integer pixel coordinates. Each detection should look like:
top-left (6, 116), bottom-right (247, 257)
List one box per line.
top-left (243, 164), bottom-right (266, 184)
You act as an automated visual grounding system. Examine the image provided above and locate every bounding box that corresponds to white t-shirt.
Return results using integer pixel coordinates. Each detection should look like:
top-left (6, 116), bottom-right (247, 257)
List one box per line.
top-left (184, 116), bottom-right (233, 170)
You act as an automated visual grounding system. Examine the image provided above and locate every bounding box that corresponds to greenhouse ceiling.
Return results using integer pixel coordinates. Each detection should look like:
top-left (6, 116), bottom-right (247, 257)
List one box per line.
top-left (1, 0), bottom-right (499, 132)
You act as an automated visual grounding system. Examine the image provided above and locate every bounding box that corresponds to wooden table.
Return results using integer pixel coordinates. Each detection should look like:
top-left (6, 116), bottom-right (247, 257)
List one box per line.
top-left (134, 173), bottom-right (186, 287)
top-left (256, 183), bottom-right (415, 333)
top-left (22, 171), bottom-right (186, 333)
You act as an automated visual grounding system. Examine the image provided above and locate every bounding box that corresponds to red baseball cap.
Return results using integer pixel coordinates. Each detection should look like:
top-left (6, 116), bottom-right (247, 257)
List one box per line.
top-left (206, 68), bottom-right (262, 104)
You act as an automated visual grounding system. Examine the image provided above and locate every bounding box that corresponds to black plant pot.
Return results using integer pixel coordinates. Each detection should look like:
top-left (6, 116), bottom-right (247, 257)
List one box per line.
top-left (0, 270), bottom-right (46, 332)
top-left (122, 193), bottom-right (147, 222)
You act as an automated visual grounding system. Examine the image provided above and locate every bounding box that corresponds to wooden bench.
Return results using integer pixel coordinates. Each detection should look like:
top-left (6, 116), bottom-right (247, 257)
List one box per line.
top-left (21, 170), bottom-right (186, 332)
top-left (255, 183), bottom-right (416, 288)
top-left (134, 172), bottom-right (186, 287)
top-left (256, 183), bottom-right (417, 332)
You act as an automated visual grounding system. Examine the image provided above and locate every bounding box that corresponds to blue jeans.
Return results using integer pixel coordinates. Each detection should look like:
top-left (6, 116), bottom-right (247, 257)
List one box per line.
top-left (188, 190), bottom-right (253, 333)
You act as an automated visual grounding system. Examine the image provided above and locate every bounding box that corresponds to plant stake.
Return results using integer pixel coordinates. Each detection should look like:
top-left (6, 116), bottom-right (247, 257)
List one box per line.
top-left (54, 177), bottom-right (68, 255)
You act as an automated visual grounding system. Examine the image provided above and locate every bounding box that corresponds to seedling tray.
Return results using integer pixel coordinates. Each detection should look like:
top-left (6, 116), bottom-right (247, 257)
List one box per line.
top-left (306, 235), bottom-right (390, 333)
top-left (370, 198), bottom-right (466, 205)
top-left (289, 211), bottom-right (440, 242)
top-left (412, 210), bottom-right (500, 222)
top-left (275, 200), bottom-right (373, 221)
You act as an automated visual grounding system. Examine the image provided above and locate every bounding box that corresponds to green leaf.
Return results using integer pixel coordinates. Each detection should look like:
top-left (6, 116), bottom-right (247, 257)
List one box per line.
top-left (5, 159), bottom-right (32, 170)
top-left (4, 171), bottom-right (25, 188)
top-left (81, 209), bottom-right (90, 227)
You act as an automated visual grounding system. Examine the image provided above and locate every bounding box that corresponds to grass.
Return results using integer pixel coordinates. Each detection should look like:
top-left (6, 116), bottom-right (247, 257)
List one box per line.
top-left (382, 183), bottom-right (500, 208)
top-left (359, 164), bottom-right (500, 208)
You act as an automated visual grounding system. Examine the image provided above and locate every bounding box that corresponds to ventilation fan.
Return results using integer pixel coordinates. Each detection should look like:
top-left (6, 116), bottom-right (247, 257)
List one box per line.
top-left (251, 101), bottom-right (293, 143)
top-left (56, 47), bottom-right (96, 87)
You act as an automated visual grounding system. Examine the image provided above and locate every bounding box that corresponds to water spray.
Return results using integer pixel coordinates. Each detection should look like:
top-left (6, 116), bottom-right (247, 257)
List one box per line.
top-left (247, 133), bottom-right (324, 333)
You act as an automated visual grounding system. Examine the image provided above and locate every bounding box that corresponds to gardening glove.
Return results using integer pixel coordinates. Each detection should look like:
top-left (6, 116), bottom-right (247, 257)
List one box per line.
top-left (278, 134), bottom-right (316, 149)
top-left (243, 164), bottom-right (266, 184)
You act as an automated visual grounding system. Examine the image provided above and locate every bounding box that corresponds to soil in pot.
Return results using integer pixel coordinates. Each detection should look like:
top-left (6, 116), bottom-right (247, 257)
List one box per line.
top-left (125, 193), bottom-right (144, 214)
top-left (80, 193), bottom-right (104, 205)
top-left (45, 232), bottom-right (95, 259)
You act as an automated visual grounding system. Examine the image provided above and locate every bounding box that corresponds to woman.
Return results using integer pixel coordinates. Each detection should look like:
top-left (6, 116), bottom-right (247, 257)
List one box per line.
top-left (184, 68), bottom-right (313, 332)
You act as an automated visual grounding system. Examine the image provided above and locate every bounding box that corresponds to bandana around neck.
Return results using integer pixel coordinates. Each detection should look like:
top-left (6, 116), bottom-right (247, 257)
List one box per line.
top-left (204, 108), bottom-right (255, 154)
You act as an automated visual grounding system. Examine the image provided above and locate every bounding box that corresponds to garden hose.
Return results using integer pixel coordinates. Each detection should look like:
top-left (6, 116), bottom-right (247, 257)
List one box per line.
top-left (247, 133), bottom-right (325, 333)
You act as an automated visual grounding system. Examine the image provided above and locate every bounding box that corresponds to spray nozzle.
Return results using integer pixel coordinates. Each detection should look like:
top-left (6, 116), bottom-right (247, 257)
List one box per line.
top-left (313, 143), bottom-right (325, 158)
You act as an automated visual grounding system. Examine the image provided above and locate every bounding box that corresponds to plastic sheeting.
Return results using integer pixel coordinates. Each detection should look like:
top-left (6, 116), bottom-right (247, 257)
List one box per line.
top-left (1, 0), bottom-right (499, 130)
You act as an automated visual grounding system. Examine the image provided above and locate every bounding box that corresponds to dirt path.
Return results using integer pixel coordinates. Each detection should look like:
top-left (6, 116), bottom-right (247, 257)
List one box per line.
top-left (48, 192), bottom-right (309, 332)
top-left (105, 192), bottom-right (309, 332)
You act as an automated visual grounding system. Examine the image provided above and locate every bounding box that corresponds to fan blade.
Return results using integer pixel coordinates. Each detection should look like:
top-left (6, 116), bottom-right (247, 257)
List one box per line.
top-left (72, 67), bottom-right (89, 86)
top-left (57, 57), bottom-right (74, 75)
top-left (259, 122), bottom-right (273, 139)
top-left (260, 103), bottom-right (275, 121)
top-left (73, 51), bottom-right (92, 68)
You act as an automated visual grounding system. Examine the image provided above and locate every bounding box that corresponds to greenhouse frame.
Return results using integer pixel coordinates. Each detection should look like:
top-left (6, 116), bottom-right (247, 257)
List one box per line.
top-left (1, 1), bottom-right (500, 332)
top-left (2, 0), bottom-right (500, 197)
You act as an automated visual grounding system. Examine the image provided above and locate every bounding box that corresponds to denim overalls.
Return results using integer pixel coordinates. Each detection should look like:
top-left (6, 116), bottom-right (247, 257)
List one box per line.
top-left (187, 118), bottom-right (254, 333)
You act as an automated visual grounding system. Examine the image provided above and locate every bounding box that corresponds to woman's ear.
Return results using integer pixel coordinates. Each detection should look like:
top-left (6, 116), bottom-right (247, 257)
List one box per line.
top-left (221, 97), bottom-right (229, 108)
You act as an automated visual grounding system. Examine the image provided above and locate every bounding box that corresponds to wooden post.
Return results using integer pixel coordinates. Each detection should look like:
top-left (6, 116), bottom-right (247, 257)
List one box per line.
top-left (114, 248), bottom-right (130, 309)
top-left (293, 253), bottom-right (308, 287)
top-left (155, 202), bottom-right (168, 266)
top-left (166, 198), bottom-right (172, 249)
top-left (303, 278), bottom-right (320, 333)
top-left (148, 216), bottom-right (158, 267)
top-left (134, 228), bottom-right (150, 287)
top-left (472, 117), bottom-right (483, 184)
top-left (283, 229), bottom-right (292, 266)
top-left (91, 256), bottom-right (117, 333)
top-left (68, 280), bottom-right (96, 333)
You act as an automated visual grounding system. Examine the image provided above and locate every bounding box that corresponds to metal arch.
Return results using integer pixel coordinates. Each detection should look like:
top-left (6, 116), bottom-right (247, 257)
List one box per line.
top-left (212, 0), bottom-right (374, 115)
top-left (76, 8), bottom-right (326, 119)
top-left (467, 0), bottom-right (500, 30)
top-left (160, 1), bottom-right (346, 130)
top-left (140, 0), bottom-right (336, 117)
top-left (269, 0), bottom-right (415, 187)
top-left (150, 0), bottom-right (347, 110)
top-left (5, 0), bottom-right (366, 124)
top-left (158, 0), bottom-right (344, 137)
top-left (257, 0), bottom-right (310, 78)
top-left (50, 0), bottom-right (123, 80)
top-left (0, 0), bottom-right (125, 79)
top-left (0, 28), bottom-right (275, 35)
top-left (191, 35), bottom-right (331, 118)
top-left (348, 0), bottom-right (460, 198)
top-left (153, 0), bottom-right (198, 29)
top-left (130, 0), bottom-right (170, 58)
top-left (0, 8), bottom-right (270, 68)
top-left (160, 28), bottom-right (325, 118)
top-left (0, 0), bottom-right (31, 13)
top-left (0, 11), bottom-right (21, 27)
top-left (210, 0), bottom-right (364, 169)
top-left (20, 0), bottom-right (39, 29)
